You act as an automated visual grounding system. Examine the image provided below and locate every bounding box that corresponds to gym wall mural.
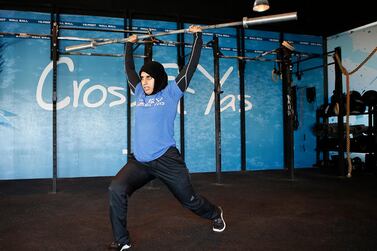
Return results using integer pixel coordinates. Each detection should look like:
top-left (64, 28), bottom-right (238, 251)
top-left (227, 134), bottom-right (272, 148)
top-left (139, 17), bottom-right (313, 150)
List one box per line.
top-left (327, 23), bottom-right (377, 126)
top-left (244, 29), bottom-right (283, 169)
top-left (0, 9), bottom-right (324, 179)
top-left (0, 10), bottom-right (53, 179)
top-left (56, 14), bottom-right (127, 178)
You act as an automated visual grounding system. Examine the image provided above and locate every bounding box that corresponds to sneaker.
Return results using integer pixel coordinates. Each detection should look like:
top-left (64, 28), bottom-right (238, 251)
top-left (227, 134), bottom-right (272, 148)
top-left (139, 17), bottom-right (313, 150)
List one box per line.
top-left (108, 241), bottom-right (131, 250)
top-left (212, 206), bottom-right (226, 232)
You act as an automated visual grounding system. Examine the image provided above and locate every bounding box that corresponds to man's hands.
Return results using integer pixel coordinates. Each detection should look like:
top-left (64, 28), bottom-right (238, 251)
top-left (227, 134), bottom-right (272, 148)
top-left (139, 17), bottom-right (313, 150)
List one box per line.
top-left (127, 25), bottom-right (201, 43)
top-left (188, 25), bottom-right (202, 33)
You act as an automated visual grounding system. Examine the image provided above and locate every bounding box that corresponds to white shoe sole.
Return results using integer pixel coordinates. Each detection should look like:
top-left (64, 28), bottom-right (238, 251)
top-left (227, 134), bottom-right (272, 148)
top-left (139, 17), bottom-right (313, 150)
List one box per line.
top-left (120, 243), bottom-right (131, 250)
top-left (213, 207), bottom-right (226, 232)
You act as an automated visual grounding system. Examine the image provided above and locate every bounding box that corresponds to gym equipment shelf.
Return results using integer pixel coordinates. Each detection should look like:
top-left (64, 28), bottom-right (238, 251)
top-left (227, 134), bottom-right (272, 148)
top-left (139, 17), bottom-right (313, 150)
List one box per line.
top-left (315, 47), bottom-right (377, 176)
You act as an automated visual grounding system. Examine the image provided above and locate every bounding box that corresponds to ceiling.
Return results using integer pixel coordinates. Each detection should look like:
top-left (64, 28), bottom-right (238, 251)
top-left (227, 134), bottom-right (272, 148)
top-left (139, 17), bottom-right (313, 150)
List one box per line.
top-left (1, 0), bottom-right (376, 36)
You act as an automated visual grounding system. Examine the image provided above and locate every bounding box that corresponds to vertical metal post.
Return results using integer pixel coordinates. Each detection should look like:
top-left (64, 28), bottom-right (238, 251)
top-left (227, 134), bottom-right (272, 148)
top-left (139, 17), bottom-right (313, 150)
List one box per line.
top-left (126, 16), bottom-right (132, 158)
top-left (212, 35), bottom-right (222, 183)
top-left (322, 37), bottom-right (329, 110)
top-left (144, 40), bottom-right (153, 63)
top-left (237, 27), bottom-right (246, 171)
top-left (50, 13), bottom-right (59, 193)
top-left (320, 37), bottom-right (329, 166)
top-left (373, 105), bottom-right (377, 168)
top-left (280, 35), bottom-right (295, 180)
top-left (367, 105), bottom-right (376, 171)
top-left (177, 21), bottom-right (186, 159)
top-left (334, 47), bottom-right (345, 176)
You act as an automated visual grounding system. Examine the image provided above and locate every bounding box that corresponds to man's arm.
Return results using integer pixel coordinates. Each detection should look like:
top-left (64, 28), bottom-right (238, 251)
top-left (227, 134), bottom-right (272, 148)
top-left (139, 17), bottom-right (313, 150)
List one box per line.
top-left (175, 26), bottom-right (203, 92)
top-left (125, 35), bottom-right (140, 93)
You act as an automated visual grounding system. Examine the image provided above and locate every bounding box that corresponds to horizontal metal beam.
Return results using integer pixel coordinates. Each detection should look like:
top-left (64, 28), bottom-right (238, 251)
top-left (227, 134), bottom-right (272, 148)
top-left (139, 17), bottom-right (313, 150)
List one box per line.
top-left (60, 51), bottom-right (148, 58)
top-left (65, 12), bottom-right (297, 52)
top-left (59, 26), bottom-right (150, 34)
top-left (0, 31), bottom-right (51, 38)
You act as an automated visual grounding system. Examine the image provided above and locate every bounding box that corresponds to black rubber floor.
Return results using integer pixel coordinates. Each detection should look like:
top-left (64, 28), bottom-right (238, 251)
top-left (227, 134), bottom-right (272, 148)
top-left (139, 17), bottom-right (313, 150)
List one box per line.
top-left (1, 169), bottom-right (376, 251)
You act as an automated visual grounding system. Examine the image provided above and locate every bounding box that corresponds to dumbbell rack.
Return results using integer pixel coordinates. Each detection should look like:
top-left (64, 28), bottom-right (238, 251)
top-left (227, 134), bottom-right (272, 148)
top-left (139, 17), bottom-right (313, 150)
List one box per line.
top-left (316, 107), bottom-right (376, 174)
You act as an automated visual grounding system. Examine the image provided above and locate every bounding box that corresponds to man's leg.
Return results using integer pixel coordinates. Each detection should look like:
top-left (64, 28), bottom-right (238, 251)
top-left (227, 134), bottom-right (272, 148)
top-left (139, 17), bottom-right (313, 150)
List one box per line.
top-left (108, 156), bottom-right (154, 247)
top-left (152, 147), bottom-right (221, 221)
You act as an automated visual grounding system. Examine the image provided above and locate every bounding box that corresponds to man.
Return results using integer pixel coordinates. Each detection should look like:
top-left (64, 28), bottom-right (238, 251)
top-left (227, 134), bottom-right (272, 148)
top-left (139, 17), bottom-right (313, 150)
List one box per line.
top-left (109, 25), bottom-right (226, 251)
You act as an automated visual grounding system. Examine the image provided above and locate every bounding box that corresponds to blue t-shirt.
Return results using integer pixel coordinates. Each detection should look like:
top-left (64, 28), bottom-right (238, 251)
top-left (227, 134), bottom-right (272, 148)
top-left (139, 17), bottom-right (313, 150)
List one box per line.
top-left (133, 81), bottom-right (183, 162)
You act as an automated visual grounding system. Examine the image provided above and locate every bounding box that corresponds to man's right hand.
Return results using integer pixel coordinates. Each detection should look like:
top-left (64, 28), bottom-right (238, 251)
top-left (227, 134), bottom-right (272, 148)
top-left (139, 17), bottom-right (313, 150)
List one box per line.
top-left (188, 25), bottom-right (202, 33)
top-left (128, 34), bottom-right (138, 43)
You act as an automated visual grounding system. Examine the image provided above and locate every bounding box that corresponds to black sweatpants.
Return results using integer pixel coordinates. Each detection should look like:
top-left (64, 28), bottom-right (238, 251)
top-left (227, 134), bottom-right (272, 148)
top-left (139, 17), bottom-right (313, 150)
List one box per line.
top-left (108, 147), bottom-right (220, 244)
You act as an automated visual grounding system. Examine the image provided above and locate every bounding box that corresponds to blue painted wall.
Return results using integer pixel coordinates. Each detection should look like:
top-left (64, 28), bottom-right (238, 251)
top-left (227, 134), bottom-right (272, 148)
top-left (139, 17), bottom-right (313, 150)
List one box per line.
top-left (284, 33), bottom-right (324, 168)
top-left (0, 10), bottom-right (324, 179)
top-left (244, 29), bottom-right (283, 170)
top-left (185, 26), bottom-right (241, 172)
top-left (0, 11), bottom-right (53, 179)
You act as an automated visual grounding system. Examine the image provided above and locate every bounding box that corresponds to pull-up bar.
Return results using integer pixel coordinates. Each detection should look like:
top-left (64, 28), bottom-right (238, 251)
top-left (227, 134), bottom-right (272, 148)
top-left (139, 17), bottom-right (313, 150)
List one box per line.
top-left (65, 12), bottom-right (297, 52)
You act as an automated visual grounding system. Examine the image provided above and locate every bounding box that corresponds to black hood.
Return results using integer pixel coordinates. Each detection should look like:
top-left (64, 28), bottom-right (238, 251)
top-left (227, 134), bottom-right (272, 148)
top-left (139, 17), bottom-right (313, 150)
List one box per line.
top-left (139, 61), bottom-right (168, 95)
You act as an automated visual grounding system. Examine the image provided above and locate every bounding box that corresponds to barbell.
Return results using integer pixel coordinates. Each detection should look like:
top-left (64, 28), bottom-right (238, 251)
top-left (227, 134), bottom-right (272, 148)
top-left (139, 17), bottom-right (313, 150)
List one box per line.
top-left (65, 12), bottom-right (297, 52)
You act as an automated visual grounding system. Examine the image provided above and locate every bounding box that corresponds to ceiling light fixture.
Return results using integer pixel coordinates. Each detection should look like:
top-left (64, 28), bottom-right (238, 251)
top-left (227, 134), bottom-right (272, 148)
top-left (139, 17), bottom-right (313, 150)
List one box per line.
top-left (253, 0), bottom-right (270, 12)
